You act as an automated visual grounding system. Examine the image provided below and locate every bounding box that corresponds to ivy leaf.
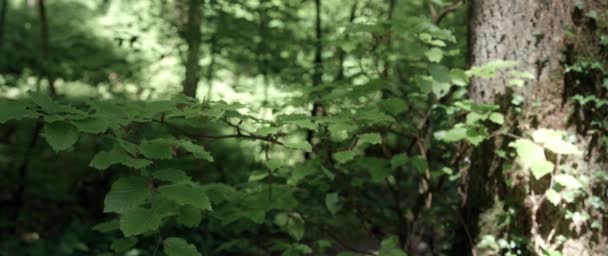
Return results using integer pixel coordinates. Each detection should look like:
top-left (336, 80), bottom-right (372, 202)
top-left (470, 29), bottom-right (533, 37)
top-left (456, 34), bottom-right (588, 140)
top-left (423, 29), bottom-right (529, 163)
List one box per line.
top-left (334, 151), bottom-right (356, 164)
top-left (120, 208), bottom-right (161, 237)
top-left (42, 121), bottom-right (79, 152)
top-left (104, 177), bottom-right (150, 214)
top-left (358, 133), bottom-right (382, 145)
top-left (163, 237), bottom-right (201, 256)
top-left (158, 183), bottom-right (212, 210)
top-left (285, 141), bottom-right (312, 152)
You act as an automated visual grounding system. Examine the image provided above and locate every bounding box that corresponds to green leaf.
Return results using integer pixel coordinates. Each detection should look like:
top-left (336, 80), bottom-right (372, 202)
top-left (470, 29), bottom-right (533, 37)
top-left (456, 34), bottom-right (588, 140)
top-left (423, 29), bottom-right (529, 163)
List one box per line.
top-left (42, 121), bottom-right (79, 151)
top-left (176, 205), bottom-right (202, 228)
top-left (158, 183), bottom-right (212, 210)
top-left (334, 151), bottom-right (356, 164)
top-left (153, 169), bottom-right (191, 183)
top-left (104, 177), bottom-right (150, 214)
top-left (358, 133), bottom-right (382, 145)
top-left (122, 158), bottom-right (152, 169)
top-left (489, 112), bottom-right (504, 125)
top-left (285, 141), bottom-right (312, 152)
top-left (0, 100), bottom-right (38, 123)
top-left (93, 219), bottom-right (119, 233)
top-left (249, 170), bottom-right (269, 182)
top-left (390, 153), bottom-right (408, 169)
top-left (164, 237), bottom-right (201, 256)
top-left (545, 189), bottom-right (561, 206)
top-left (378, 98), bottom-right (408, 115)
top-left (531, 129), bottom-right (581, 155)
top-left (530, 160), bottom-right (555, 180)
top-left (72, 117), bottom-right (109, 134)
top-left (265, 159), bottom-right (283, 170)
top-left (90, 146), bottom-right (130, 170)
top-left (274, 213), bottom-right (305, 241)
top-left (111, 237), bottom-right (138, 252)
top-left (178, 140), bottom-right (214, 162)
top-left (139, 141), bottom-right (173, 159)
top-left (425, 47), bottom-right (444, 63)
top-left (554, 174), bottom-right (582, 190)
top-left (120, 208), bottom-right (161, 237)
top-left (325, 193), bottom-right (341, 215)
top-left (379, 236), bottom-right (407, 256)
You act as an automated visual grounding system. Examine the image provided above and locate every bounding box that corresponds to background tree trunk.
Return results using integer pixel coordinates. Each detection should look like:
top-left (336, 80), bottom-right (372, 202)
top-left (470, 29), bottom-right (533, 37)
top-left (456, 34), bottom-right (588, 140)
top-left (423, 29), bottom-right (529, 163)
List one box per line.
top-left (458, 1), bottom-right (607, 255)
top-left (182, 0), bottom-right (202, 98)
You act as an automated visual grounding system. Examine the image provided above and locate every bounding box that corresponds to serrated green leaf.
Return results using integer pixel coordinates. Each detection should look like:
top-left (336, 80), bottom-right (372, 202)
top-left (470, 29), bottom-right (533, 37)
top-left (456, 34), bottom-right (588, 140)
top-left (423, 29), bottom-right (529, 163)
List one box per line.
top-left (90, 146), bottom-right (130, 170)
top-left (122, 158), bottom-right (152, 169)
top-left (489, 112), bottom-right (504, 125)
top-left (274, 213), bottom-right (305, 241)
top-left (378, 98), bottom-right (408, 115)
top-left (104, 177), bottom-right (150, 214)
top-left (42, 121), bottom-right (79, 151)
top-left (164, 237), bottom-right (201, 256)
top-left (334, 151), bottom-right (356, 164)
top-left (93, 219), bottom-right (119, 233)
top-left (358, 133), bottom-right (382, 144)
top-left (72, 117), bottom-right (109, 134)
top-left (177, 205), bottom-right (202, 228)
top-left (111, 237), bottom-right (138, 252)
top-left (158, 183), bottom-right (212, 210)
top-left (139, 141), bottom-right (173, 159)
top-left (390, 153), bottom-right (408, 169)
top-left (153, 169), bottom-right (191, 183)
top-left (248, 170), bottom-right (269, 182)
top-left (0, 100), bottom-right (38, 123)
top-left (120, 208), bottom-right (161, 237)
top-left (425, 47), bottom-right (443, 63)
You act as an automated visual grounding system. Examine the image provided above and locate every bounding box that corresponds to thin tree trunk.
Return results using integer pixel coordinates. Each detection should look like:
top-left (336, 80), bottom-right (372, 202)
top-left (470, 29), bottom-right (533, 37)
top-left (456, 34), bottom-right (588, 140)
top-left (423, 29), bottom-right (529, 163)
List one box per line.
top-left (182, 0), bottom-right (202, 98)
top-left (457, 1), bottom-right (606, 255)
top-left (0, 0), bottom-right (8, 56)
top-left (37, 0), bottom-right (54, 96)
top-left (335, 0), bottom-right (358, 81)
top-left (305, 0), bottom-right (323, 160)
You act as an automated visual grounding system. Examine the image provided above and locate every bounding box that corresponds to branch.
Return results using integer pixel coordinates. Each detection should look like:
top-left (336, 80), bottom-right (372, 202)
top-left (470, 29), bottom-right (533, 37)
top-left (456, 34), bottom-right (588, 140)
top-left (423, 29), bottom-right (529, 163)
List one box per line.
top-left (430, 0), bottom-right (464, 25)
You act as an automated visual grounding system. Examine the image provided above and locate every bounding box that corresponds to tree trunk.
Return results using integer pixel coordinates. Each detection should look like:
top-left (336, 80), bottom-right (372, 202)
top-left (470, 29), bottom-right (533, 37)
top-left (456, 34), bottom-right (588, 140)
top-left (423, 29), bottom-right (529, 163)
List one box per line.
top-left (459, 1), bottom-right (607, 255)
top-left (0, 0), bottom-right (8, 56)
top-left (182, 0), bottom-right (202, 98)
top-left (305, 0), bottom-right (323, 160)
top-left (37, 0), bottom-right (55, 96)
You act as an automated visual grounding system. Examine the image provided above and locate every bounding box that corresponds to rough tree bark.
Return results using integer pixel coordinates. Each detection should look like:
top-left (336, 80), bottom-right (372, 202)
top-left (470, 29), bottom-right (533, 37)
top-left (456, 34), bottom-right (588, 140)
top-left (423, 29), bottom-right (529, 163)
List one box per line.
top-left (458, 1), bottom-right (607, 255)
top-left (182, 0), bottom-right (203, 98)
